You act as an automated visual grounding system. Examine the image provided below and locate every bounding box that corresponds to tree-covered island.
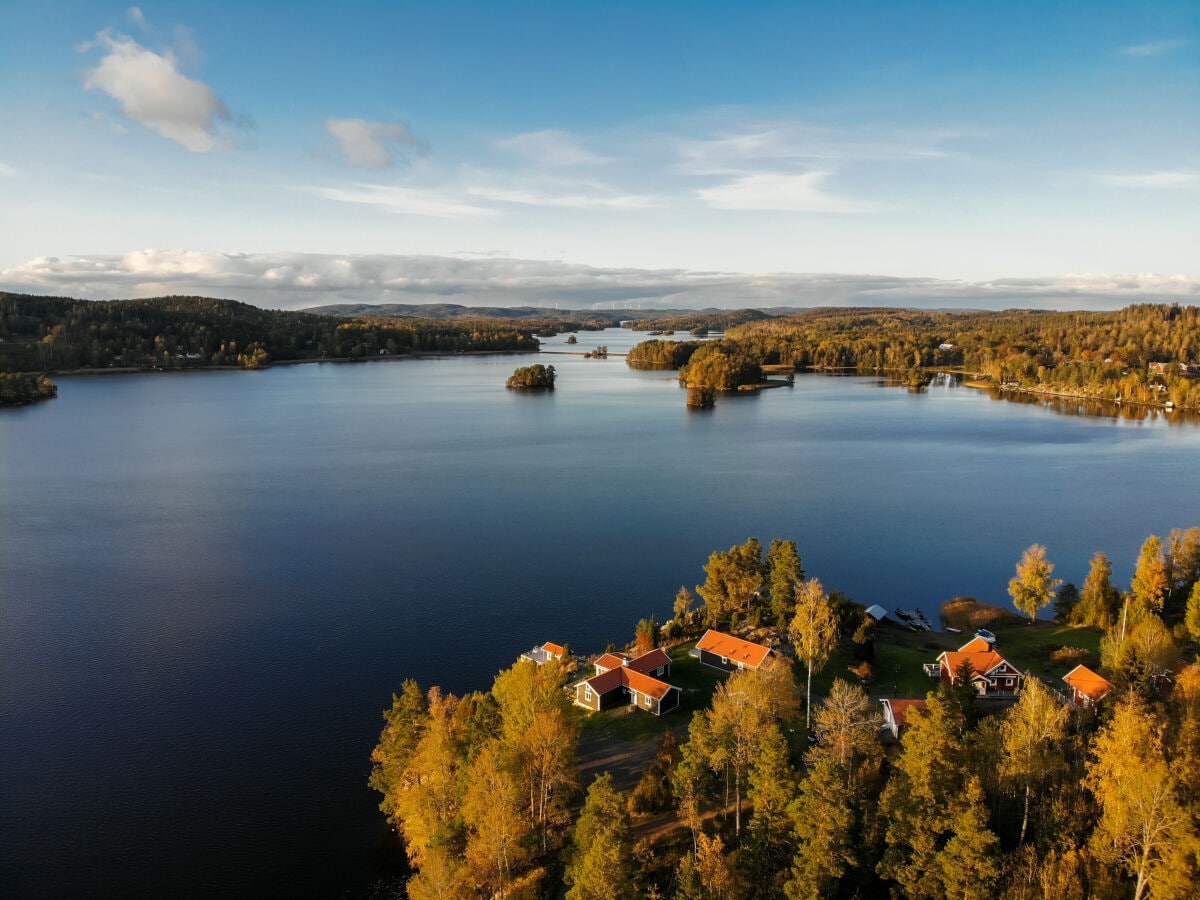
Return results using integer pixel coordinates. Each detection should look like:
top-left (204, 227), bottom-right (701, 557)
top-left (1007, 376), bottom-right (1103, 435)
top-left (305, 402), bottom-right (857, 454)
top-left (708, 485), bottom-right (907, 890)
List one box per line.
top-left (369, 530), bottom-right (1200, 898)
top-left (506, 363), bottom-right (556, 389)
top-left (0, 372), bottom-right (57, 407)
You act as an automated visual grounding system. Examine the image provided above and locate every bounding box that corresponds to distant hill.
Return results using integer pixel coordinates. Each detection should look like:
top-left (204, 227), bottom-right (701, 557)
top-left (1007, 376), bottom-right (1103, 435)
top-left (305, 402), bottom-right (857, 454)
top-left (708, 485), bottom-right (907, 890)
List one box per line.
top-left (305, 303), bottom-right (631, 322)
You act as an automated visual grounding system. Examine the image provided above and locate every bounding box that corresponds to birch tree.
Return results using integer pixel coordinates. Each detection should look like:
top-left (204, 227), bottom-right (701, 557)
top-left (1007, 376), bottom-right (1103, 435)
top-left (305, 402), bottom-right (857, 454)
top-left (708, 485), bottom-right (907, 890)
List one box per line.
top-left (790, 578), bottom-right (839, 733)
top-left (999, 676), bottom-right (1068, 846)
top-left (1087, 697), bottom-right (1195, 900)
top-left (1007, 544), bottom-right (1061, 622)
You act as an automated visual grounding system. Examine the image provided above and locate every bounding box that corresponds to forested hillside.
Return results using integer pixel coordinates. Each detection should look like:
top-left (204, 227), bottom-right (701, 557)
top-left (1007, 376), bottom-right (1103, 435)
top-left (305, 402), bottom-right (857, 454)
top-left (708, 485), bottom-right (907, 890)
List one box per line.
top-left (0, 293), bottom-right (542, 372)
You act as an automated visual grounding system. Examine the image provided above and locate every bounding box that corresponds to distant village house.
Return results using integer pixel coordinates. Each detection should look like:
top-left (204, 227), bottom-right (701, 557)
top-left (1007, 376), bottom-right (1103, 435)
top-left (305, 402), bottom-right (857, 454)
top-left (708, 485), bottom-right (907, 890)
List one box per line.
top-left (520, 641), bottom-right (566, 666)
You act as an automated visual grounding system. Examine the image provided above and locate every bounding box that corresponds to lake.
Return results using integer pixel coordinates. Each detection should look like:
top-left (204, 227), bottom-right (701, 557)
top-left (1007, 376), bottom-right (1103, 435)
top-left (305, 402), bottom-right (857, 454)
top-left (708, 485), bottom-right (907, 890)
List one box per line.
top-left (2, 327), bottom-right (1198, 897)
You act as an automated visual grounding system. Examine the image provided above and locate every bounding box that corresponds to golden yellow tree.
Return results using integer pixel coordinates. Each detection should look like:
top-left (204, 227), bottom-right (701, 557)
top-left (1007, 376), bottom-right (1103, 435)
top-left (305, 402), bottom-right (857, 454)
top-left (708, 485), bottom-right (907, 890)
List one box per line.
top-left (999, 676), bottom-right (1068, 847)
top-left (1007, 544), bottom-right (1061, 622)
top-left (790, 578), bottom-right (839, 732)
top-left (1087, 697), bottom-right (1195, 900)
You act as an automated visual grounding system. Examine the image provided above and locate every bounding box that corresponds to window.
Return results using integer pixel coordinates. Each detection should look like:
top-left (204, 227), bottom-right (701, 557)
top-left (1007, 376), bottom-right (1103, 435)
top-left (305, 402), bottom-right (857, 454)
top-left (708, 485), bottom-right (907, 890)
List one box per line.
top-left (584, 688), bottom-right (593, 703)
top-left (721, 657), bottom-right (728, 665)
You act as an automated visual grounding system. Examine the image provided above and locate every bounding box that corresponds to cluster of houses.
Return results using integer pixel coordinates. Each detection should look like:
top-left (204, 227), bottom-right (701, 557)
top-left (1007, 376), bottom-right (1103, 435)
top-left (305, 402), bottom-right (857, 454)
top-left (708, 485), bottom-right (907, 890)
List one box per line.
top-left (521, 630), bottom-right (774, 717)
top-left (524, 625), bottom-right (1131, 739)
top-left (880, 633), bottom-right (1116, 740)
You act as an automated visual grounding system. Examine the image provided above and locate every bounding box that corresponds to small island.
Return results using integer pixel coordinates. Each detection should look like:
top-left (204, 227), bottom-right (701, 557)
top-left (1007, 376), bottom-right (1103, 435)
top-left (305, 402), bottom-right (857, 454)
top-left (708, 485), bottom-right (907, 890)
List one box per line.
top-left (506, 363), bottom-right (556, 389)
top-left (0, 373), bottom-right (58, 407)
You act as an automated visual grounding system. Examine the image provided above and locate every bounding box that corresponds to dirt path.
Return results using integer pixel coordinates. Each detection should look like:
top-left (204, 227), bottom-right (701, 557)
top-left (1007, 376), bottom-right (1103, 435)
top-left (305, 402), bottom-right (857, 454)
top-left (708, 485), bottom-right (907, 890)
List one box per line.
top-left (574, 722), bottom-right (686, 793)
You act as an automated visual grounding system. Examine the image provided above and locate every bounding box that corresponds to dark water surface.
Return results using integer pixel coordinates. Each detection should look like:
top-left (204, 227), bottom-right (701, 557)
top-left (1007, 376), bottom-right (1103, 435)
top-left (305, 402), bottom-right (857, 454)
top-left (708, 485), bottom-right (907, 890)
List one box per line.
top-left (3, 329), bottom-right (1199, 897)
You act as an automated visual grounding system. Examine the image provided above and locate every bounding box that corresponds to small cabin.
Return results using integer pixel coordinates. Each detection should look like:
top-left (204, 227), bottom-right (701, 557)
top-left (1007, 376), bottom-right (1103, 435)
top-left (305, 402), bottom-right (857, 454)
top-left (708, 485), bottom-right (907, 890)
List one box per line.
top-left (695, 630), bottom-right (772, 674)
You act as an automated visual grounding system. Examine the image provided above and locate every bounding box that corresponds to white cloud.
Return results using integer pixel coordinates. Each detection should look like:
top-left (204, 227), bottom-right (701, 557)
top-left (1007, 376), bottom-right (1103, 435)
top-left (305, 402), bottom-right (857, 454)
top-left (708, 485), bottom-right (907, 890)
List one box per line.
top-left (306, 183), bottom-right (498, 219)
top-left (697, 171), bottom-right (874, 213)
top-left (676, 123), bottom-right (972, 175)
top-left (326, 118), bottom-right (421, 168)
top-left (464, 173), bottom-right (654, 210)
top-left (79, 29), bottom-right (232, 152)
top-left (126, 6), bottom-right (146, 27)
top-left (1102, 171), bottom-right (1198, 188)
top-left (1118, 39), bottom-right (1187, 56)
top-left (4, 251), bottom-right (1196, 312)
top-left (497, 130), bottom-right (611, 166)
top-left (0, 161), bottom-right (17, 177)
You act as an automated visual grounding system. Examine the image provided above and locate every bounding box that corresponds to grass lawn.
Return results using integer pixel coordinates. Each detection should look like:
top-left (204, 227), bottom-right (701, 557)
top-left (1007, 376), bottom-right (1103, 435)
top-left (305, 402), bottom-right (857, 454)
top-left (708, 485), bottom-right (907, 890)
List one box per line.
top-left (868, 625), bottom-right (955, 699)
top-left (986, 619), bottom-right (1103, 676)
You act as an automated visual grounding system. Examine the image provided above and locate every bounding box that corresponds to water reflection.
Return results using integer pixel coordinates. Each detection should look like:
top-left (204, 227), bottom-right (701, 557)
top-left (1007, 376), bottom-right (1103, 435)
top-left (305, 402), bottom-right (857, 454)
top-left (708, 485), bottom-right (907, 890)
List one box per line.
top-left (869, 371), bottom-right (1199, 425)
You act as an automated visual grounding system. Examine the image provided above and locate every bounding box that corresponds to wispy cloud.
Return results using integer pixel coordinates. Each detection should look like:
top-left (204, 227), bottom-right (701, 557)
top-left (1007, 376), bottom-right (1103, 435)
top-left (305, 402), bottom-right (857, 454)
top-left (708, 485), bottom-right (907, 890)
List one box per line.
top-left (305, 183), bottom-right (497, 219)
top-left (698, 171), bottom-right (874, 213)
top-left (1118, 39), bottom-right (1188, 56)
top-left (0, 161), bottom-right (17, 177)
top-left (1102, 171), bottom-right (1198, 188)
top-left (676, 123), bottom-right (973, 176)
top-left (78, 27), bottom-right (236, 152)
top-left (5, 251), bottom-right (1195, 311)
top-left (326, 118), bottom-right (423, 168)
top-left (126, 6), bottom-right (146, 28)
top-left (463, 171), bottom-right (654, 210)
top-left (497, 129), bottom-right (611, 166)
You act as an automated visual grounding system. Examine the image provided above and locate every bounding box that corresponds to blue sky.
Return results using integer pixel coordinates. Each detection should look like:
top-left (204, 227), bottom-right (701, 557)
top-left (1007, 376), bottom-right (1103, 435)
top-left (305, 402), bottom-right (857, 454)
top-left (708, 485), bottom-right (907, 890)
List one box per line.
top-left (0, 1), bottom-right (1196, 309)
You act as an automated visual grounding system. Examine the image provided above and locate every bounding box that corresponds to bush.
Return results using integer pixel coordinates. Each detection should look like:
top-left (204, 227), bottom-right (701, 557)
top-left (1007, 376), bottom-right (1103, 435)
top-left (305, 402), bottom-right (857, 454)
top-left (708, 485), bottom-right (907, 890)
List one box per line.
top-left (1049, 646), bottom-right (1098, 670)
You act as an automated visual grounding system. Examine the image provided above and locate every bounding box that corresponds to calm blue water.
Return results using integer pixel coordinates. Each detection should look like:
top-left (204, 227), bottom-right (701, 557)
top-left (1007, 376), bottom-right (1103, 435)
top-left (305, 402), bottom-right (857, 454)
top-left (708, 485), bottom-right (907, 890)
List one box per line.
top-left (2, 328), bottom-right (1198, 897)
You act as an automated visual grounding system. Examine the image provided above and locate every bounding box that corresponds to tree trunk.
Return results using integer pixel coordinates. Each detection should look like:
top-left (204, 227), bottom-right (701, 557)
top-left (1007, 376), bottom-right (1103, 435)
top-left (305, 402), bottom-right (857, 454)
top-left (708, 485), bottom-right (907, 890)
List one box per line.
top-left (734, 770), bottom-right (741, 836)
top-left (806, 662), bottom-right (813, 733)
top-left (1018, 783), bottom-right (1031, 846)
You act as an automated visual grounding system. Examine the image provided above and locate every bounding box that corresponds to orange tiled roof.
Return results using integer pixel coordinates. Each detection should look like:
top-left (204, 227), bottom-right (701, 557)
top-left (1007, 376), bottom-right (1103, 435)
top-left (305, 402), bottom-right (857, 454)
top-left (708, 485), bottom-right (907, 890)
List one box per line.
top-left (542, 642), bottom-right (565, 658)
top-left (622, 667), bottom-right (674, 700)
top-left (1064, 664), bottom-right (1112, 700)
top-left (697, 630), bottom-right (772, 668)
top-left (958, 636), bottom-right (992, 653)
top-left (885, 699), bottom-right (928, 729)
top-left (594, 652), bottom-right (628, 671)
top-left (627, 648), bottom-right (671, 674)
top-left (940, 649), bottom-right (1009, 679)
top-left (579, 666), bottom-right (674, 701)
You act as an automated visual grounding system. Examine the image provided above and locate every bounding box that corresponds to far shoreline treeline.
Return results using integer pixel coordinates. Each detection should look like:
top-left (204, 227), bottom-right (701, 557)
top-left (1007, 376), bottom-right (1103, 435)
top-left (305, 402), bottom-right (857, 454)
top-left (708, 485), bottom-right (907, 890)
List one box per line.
top-left (4, 293), bottom-right (1199, 412)
top-left (626, 304), bottom-right (1200, 410)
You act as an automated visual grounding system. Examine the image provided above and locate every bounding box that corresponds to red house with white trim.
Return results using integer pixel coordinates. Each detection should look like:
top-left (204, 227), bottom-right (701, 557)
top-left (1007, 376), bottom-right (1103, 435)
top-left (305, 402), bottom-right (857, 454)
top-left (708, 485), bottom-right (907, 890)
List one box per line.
top-left (1062, 664), bottom-right (1112, 707)
top-left (934, 636), bottom-right (1023, 696)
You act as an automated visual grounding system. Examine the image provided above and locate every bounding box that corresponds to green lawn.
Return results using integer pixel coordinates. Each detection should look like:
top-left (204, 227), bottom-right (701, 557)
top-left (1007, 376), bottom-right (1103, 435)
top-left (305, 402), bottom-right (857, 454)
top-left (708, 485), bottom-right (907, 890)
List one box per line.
top-left (985, 620), bottom-right (1103, 676)
top-left (856, 618), bottom-right (1105, 702)
top-left (868, 626), bottom-right (955, 699)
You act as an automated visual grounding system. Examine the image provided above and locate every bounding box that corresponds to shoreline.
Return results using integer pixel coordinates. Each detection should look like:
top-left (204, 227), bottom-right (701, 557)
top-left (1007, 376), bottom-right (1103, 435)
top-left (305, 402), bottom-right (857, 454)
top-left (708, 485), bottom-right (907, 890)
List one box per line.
top-left (44, 347), bottom-right (540, 377)
top-left (957, 376), bottom-right (1194, 413)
